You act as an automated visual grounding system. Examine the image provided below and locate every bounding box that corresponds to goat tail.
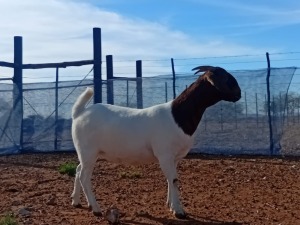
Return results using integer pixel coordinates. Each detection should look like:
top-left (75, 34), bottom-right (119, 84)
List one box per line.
top-left (72, 87), bottom-right (94, 119)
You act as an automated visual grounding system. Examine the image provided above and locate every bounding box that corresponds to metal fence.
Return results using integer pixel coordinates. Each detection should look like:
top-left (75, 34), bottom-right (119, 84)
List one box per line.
top-left (1, 67), bottom-right (299, 156)
top-left (1, 28), bottom-right (300, 156)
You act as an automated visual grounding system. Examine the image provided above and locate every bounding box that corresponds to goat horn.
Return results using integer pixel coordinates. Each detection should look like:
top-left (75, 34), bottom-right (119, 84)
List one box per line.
top-left (192, 66), bottom-right (215, 75)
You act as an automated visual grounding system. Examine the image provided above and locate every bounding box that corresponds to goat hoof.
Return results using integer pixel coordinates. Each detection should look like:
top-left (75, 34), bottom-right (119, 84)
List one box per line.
top-left (73, 204), bottom-right (82, 208)
top-left (89, 206), bottom-right (102, 217)
top-left (174, 212), bottom-right (187, 219)
top-left (93, 211), bottom-right (102, 217)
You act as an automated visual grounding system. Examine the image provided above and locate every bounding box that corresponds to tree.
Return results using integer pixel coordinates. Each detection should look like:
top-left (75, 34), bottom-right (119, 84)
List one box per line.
top-left (265, 92), bottom-right (300, 116)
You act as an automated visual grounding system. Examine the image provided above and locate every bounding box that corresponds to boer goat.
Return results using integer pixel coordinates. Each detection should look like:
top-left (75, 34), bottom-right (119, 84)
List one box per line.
top-left (71, 66), bottom-right (241, 218)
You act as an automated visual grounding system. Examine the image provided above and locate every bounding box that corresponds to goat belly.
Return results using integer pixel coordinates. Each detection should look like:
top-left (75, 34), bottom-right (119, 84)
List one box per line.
top-left (98, 142), bottom-right (157, 165)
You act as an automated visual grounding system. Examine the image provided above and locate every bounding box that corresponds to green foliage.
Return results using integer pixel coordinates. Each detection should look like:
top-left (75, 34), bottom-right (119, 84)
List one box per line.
top-left (119, 170), bottom-right (142, 179)
top-left (0, 214), bottom-right (18, 225)
top-left (58, 162), bottom-right (77, 177)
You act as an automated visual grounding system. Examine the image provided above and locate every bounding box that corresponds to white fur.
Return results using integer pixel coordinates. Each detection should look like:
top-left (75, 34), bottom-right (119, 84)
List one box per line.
top-left (71, 87), bottom-right (193, 216)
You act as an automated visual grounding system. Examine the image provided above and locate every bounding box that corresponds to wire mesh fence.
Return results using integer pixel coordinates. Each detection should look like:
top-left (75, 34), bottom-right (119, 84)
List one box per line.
top-left (1, 67), bottom-right (299, 156)
top-left (2, 29), bottom-right (300, 156)
top-left (0, 81), bottom-right (22, 154)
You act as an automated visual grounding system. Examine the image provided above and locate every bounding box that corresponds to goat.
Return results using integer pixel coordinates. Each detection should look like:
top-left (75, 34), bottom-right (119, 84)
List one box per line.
top-left (71, 66), bottom-right (241, 219)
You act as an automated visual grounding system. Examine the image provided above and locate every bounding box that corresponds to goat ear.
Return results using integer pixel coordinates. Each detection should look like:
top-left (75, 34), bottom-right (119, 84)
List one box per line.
top-left (206, 71), bottom-right (229, 92)
top-left (192, 66), bottom-right (215, 75)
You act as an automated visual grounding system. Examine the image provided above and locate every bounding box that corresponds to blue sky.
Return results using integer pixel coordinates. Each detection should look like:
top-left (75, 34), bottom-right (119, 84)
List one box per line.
top-left (96, 0), bottom-right (300, 52)
top-left (0, 0), bottom-right (299, 82)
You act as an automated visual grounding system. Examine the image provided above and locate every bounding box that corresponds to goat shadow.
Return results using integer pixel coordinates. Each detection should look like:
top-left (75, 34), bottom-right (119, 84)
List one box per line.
top-left (121, 213), bottom-right (246, 225)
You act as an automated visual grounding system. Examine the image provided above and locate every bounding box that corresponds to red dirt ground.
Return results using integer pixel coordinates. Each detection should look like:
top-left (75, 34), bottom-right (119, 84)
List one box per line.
top-left (0, 153), bottom-right (299, 225)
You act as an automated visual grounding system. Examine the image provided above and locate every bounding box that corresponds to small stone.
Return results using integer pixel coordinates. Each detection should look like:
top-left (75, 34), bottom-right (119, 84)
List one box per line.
top-left (105, 205), bottom-right (120, 224)
top-left (18, 208), bottom-right (31, 216)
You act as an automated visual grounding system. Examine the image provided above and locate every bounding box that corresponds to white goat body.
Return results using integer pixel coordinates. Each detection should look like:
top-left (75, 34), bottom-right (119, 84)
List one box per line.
top-left (72, 89), bottom-right (193, 165)
top-left (71, 66), bottom-right (241, 219)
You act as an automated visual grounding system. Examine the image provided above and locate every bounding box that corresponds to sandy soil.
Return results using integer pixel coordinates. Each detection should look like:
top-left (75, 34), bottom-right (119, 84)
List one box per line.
top-left (0, 153), bottom-right (299, 225)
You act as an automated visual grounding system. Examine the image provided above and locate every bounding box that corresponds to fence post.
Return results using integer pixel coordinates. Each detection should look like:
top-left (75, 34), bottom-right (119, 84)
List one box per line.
top-left (293, 98), bottom-right (295, 124)
top-left (126, 80), bottom-right (129, 107)
top-left (273, 95), bottom-right (276, 121)
top-left (165, 82), bottom-right (168, 102)
top-left (136, 60), bottom-right (143, 109)
top-left (220, 102), bottom-right (223, 131)
top-left (106, 55), bottom-right (114, 104)
top-left (266, 52), bottom-right (274, 155)
top-left (234, 102), bottom-right (237, 129)
top-left (297, 97), bottom-right (300, 124)
top-left (13, 36), bottom-right (23, 151)
top-left (244, 91), bottom-right (248, 122)
top-left (204, 112), bottom-right (207, 131)
top-left (255, 93), bottom-right (259, 127)
top-left (279, 92), bottom-right (284, 127)
top-left (286, 93), bottom-right (289, 125)
top-left (171, 58), bottom-right (176, 99)
top-left (93, 27), bottom-right (102, 104)
top-left (54, 67), bottom-right (59, 150)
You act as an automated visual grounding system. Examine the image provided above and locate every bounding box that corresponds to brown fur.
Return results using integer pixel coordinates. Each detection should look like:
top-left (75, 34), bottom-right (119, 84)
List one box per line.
top-left (171, 67), bottom-right (241, 136)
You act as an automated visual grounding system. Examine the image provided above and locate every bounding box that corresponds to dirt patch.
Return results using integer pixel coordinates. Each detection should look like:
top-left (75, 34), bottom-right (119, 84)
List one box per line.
top-left (0, 153), bottom-right (299, 225)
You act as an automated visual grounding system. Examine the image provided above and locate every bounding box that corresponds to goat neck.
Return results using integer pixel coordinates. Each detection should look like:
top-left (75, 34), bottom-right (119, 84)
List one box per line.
top-left (171, 76), bottom-right (222, 136)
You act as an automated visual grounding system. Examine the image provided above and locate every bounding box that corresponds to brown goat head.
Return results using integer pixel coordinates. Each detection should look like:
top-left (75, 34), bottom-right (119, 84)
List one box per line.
top-left (192, 66), bottom-right (241, 102)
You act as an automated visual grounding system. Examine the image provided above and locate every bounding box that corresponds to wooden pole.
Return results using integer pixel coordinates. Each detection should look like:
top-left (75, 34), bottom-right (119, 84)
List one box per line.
top-left (171, 58), bottom-right (176, 99)
top-left (298, 97), bottom-right (300, 124)
top-left (136, 60), bottom-right (143, 109)
top-left (165, 82), bottom-right (168, 102)
top-left (220, 102), bottom-right (223, 131)
top-left (279, 92), bottom-right (283, 127)
top-left (13, 36), bottom-right (23, 151)
top-left (93, 27), bottom-right (102, 104)
top-left (126, 80), bottom-right (129, 107)
top-left (266, 52), bottom-right (274, 155)
top-left (234, 102), bottom-right (237, 129)
top-left (244, 91), bottom-right (248, 121)
top-left (54, 67), bottom-right (59, 150)
top-left (256, 93), bottom-right (259, 127)
top-left (106, 55), bottom-right (114, 104)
